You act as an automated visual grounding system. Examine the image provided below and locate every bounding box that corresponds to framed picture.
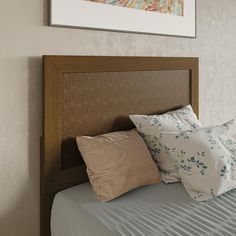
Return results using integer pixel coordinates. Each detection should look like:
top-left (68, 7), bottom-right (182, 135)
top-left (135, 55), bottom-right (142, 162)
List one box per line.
top-left (50, 0), bottom-right (196, 37)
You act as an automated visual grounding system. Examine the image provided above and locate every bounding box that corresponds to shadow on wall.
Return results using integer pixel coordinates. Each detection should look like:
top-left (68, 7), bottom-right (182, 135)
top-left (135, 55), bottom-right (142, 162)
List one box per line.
top-left (27, 56), bottom-right (42, 236)
top-left (0, 57), bottom-right (42, 236)
top-left (44, 0), bottom-right (49, 26)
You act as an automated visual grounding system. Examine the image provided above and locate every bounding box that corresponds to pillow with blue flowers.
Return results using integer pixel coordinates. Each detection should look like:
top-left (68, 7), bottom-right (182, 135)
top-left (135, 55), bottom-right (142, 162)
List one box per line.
top-left (161, 119), bottom-right (236, 201)
top-left (129, 105), bottom-right (201, 183)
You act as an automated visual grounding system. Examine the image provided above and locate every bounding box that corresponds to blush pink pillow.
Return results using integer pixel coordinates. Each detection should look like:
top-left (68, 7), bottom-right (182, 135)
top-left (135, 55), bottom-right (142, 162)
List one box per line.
top-left (76, 129), bottom-right (161, 202)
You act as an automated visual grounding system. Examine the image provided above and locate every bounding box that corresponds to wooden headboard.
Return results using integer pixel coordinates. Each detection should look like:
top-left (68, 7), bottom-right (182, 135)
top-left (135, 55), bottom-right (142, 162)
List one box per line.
top-left (41, 56), bottom-right (199, 236)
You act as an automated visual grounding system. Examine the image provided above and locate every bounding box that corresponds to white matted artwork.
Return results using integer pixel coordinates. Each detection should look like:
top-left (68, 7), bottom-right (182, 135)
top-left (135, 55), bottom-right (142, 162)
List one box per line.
top-left (50, 0), bottom-right (196, 37)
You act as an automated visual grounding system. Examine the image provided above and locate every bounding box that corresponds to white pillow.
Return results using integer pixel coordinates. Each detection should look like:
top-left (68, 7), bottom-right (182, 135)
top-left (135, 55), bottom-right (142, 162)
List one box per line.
top-left (129, 105), bottom-right (201, 183)
top-left (161, 119), bottom-right (236, 201)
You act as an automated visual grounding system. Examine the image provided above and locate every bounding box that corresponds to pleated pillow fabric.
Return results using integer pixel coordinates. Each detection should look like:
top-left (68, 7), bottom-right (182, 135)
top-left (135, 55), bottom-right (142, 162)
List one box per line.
top-left (129, 105), bottom-right (201, 183)
top-left (76, 129), bottom-right (161, 202)
top-left (161, 120), bottom-right (236, 201)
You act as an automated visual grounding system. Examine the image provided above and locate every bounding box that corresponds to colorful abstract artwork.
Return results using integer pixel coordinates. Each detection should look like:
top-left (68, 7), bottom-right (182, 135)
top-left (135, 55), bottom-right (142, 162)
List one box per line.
top-left (86, 0), bottom-right (184, 16)
top-left (50, 0), bottom-right (195, 37)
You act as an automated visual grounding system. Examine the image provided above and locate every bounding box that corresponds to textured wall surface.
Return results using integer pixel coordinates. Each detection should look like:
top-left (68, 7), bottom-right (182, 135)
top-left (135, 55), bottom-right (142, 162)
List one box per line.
top-left (0, 0), bottom-right (236, 235)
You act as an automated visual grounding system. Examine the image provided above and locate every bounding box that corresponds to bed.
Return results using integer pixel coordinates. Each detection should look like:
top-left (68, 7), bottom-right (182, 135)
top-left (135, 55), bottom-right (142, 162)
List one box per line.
top-left (51, 182), bottom-right (236, 236)
top-left (41, 56), bottom-right (200, 236)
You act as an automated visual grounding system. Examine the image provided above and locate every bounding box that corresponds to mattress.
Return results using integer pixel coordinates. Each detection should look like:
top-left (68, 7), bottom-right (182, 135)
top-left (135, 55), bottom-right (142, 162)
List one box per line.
top-left (51, 182), bottom-right (236, 236)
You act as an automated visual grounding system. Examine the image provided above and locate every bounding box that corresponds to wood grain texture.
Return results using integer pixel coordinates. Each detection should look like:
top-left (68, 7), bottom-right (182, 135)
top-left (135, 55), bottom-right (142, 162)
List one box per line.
top-left (41, 56), bottom-right (199, 236)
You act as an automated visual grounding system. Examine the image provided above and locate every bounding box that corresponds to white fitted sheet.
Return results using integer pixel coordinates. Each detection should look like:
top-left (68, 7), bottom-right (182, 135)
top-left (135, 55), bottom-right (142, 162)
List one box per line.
top-left (51, 182), bottom-right (236, 236)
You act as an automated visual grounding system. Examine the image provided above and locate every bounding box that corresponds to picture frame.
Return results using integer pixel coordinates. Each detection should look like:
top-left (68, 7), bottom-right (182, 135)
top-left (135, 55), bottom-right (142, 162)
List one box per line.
top-left (50, 0), bottom-right (196, 37)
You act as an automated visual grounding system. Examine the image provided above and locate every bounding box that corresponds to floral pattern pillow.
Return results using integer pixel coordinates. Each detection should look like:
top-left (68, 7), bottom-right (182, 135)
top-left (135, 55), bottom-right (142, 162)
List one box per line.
top-left (129, 105), bottom-right (201, 183)
top-left (161, 119), bottom-right (236, 201)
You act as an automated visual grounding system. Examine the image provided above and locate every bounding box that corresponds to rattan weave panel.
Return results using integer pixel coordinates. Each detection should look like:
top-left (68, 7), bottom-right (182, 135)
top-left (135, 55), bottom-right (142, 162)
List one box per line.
top-left (59, 70), bottom-right (190, 169)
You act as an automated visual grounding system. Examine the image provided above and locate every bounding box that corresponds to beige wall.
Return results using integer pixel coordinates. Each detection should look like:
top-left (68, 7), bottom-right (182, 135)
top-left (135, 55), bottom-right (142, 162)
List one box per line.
top-left (1, 0), bottom-right (236, 235)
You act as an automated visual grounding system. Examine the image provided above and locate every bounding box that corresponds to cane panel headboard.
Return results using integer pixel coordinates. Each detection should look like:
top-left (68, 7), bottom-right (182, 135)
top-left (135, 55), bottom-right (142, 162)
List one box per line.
top-left (41, 56), bottom-right (199, 236)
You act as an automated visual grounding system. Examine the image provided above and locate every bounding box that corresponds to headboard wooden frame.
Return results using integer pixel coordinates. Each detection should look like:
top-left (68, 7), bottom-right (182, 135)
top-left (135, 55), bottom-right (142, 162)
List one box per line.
top-left (41, 56), bottom-right (199, 236)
